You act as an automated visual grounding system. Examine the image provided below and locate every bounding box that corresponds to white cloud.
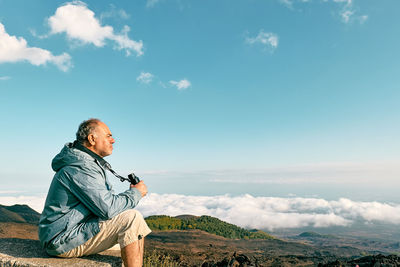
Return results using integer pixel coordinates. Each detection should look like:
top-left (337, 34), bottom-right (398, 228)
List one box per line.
top-left (48, 1), bottom-right (143, 56)
top-left (137, 71), bottom-right (154, 84)
top-left (159, 81), bottom-right (167, 88)
top-left (100, 5), bottom-right (130, 20)
top-left (279, 0), bottom-right (294, 9)
top-left (332, 0), bottom-right (352, 4)
top-left (0, 76), bottom-right (11, 80)
top-left (29, 29), bottom-right (49, 39)
top-left (279, 0), bottom-right (311, 8)
top-left (137, 194), bottom-right (400, 231)
top-left (334, 0), bottom-right (366, 24)
top-left (279, 0), bottom-right (368, 24)
top-left (146, 0), bottom-right (161, 8)
top-left (246, 30), bottom-right (279, 52)
top-left (134, 72), bottom-right (190, 88)
top-left (119, 10), bottom-right (130, 19)
top-left (358, 15), bottom-right (368, 24)
top-left (340, 9), bottom-right (354, 23)
top-left (169, 79), bottom-right (191, 90)
top-left (3, 192), bottom-right (400, 231)
top-left (0, 23), bottom-right (72, 72)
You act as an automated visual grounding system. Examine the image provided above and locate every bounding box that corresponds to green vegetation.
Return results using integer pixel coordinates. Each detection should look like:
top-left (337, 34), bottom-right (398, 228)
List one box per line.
top-left (145, 215), bottom-right (274, 240)
top-left (299, 231), bottom-right (336, 239)
top-left (144, 250), bottom-right (179, 267)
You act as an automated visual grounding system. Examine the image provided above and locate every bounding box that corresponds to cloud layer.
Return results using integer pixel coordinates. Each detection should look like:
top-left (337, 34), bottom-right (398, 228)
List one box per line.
top-left (48, 1), bottom-right (143, 56)
top-left (1, 192), bottom-right (399, 231)
top-left (0, 23), bottom-right (72, 71)
top-left (137, 194), bottom-right (400, 231)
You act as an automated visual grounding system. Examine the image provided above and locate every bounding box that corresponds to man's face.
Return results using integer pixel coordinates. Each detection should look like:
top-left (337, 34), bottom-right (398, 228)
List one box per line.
top-left (91, 122), bottom-right (115, 157)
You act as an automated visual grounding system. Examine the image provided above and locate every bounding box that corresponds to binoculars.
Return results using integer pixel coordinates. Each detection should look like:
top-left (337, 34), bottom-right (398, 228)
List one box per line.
top-left (127, 173), bottom-right (141, 185)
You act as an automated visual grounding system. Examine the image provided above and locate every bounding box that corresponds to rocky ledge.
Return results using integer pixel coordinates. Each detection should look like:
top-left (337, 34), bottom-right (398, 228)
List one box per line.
top-left (0, 238), bottom-right (122, 267)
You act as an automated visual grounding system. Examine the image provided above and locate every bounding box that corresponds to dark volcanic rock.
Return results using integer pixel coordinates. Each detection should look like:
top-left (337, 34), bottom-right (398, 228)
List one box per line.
top-left (319, 254), bottom-right (400, 267)
top-left (201, 252), bottom-right (253, 267)
top-left (351, 254), bottom-right (400, 267)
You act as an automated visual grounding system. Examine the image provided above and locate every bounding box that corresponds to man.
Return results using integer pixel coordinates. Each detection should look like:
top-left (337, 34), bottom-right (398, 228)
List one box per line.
top-left (39, 118), bottom-right (151, 267)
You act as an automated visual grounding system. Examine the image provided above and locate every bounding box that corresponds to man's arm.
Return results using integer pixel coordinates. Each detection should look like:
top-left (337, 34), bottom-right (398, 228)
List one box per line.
top-left (59, 167), bottom-right (144, 220)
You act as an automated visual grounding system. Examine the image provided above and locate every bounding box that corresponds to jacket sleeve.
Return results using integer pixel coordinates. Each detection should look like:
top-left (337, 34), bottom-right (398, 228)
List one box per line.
top-left (59, 163), bottom-right (142, 220)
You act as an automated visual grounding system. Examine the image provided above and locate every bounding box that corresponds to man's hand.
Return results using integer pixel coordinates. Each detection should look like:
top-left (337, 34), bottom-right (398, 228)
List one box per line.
top-left (130, 181), bottom-right (148, 197)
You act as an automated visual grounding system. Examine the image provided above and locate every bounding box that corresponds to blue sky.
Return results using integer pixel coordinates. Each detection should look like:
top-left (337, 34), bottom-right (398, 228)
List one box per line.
top-left (1, 0), bottom-right (400, 218)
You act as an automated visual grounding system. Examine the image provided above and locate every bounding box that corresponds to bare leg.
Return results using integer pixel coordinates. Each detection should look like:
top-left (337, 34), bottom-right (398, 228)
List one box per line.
top-left (121, 238), bottom-right (144, 267)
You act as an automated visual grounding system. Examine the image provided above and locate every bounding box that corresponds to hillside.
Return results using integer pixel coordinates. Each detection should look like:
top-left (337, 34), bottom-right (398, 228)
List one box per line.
top-left (298, 231), bottom-right (336, 239)
top-left (145, 214), bottom-right (274, 240)
top-left (0, 204), bottom-right (40, 224)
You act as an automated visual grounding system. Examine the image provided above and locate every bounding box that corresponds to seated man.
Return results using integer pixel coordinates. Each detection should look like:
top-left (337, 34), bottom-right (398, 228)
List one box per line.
top-left (39, 118), bottom-right (151, 267)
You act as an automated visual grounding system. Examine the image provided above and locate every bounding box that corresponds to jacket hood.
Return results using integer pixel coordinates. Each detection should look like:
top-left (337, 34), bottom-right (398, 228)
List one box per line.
top-left (51, 143), bottom-right (95, 172)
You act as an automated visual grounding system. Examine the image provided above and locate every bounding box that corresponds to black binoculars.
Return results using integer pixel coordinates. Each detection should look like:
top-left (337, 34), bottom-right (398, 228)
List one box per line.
top-left (127, 173), bottom-right (141, 185)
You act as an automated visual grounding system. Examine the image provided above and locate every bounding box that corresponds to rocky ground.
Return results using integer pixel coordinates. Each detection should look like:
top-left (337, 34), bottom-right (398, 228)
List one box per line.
top-left (144, 230), bottom-right (400, 266)
top-left (1, 222), bottom-right (399, 266)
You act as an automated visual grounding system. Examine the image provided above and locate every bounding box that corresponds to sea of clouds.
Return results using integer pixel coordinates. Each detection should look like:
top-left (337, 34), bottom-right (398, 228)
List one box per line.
top-left (136, 194), bottom-right (400, 231)
top-left (3, 193), bottom-right (399, 231)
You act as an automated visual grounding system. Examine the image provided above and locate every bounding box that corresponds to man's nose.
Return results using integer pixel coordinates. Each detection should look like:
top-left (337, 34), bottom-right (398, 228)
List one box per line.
top-left (111, 137), bottom-right (115, 144)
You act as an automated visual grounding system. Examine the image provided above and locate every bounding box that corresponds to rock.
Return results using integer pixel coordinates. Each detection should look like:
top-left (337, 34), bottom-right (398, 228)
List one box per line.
top-left (0, 238), bottom-right (122, 267)
top-left (350, 254), bottom-right (400, 266)
top-left (319, 254), bottom-right (400, 267)
top-left (201, 252), bottom-right (254, 267)
top-left (234, 253), bottom-right (251, 265)
top-left (201, 261), bottom-right (216, 267)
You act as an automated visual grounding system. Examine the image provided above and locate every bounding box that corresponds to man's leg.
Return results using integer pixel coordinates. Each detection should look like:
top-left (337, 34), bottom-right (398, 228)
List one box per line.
top-left (121, 238), bottom-right (144, 267)
top-left (58, 209), bottom-right (151, 264)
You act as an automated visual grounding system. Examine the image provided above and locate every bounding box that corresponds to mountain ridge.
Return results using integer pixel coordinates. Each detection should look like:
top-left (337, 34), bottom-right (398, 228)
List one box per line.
top-left (145, 214), bottom-right (274, 240)
top-left (0, 204), bottom-right (41, 225)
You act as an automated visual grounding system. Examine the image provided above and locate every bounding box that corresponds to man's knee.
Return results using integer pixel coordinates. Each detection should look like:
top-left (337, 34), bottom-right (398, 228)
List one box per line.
top-left (120, 209), bottom-right (144, 221)
top-left (115, 209), bottom-right (151, 248)
top-left (116, 209), bottom-right (146, 231)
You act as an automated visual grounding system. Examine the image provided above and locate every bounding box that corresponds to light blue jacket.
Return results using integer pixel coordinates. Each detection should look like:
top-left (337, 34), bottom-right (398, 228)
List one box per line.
top-left (38, 143), bottom-right (142, 256)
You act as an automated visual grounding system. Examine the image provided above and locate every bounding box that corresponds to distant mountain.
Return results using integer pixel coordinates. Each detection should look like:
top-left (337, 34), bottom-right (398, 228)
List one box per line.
top-left (299, 231), bottom-right (336, 239)
top-left (145, 214), bottom-right (274, 240)
top-left (0, 204), bottom-right (40, 224)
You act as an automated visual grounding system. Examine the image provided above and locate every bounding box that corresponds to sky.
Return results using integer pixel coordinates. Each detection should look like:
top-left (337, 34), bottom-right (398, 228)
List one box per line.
top-left (1, 0), bottom-right (400, 231)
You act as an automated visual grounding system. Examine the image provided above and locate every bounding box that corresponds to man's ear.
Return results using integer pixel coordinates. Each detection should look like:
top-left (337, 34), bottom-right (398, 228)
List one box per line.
top-left (88, 134), bottom-right (96, 146)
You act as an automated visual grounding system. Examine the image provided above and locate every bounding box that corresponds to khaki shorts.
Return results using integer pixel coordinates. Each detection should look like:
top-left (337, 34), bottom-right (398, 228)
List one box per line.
top-left (58, 209), bottom-right (151, 258)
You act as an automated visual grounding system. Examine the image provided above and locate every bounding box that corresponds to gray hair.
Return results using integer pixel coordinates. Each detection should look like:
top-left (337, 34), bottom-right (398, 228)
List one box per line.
top-left (76, 118), bottom-right (101, 144)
